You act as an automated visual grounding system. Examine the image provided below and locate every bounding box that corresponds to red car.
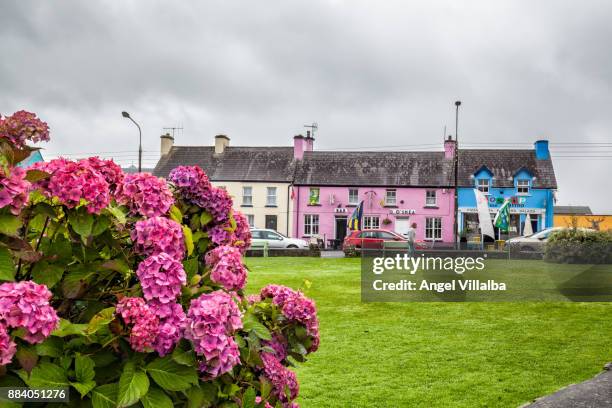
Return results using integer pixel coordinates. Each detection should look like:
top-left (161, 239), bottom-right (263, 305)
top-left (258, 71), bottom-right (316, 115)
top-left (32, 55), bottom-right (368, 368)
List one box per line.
top-left (342, 229), bottom-right (407, 250)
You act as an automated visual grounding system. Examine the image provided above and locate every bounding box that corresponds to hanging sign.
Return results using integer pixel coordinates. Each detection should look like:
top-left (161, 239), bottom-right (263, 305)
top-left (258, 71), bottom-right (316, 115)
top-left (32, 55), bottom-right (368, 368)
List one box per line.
top-left (389, 209), bottom-right (415, 215)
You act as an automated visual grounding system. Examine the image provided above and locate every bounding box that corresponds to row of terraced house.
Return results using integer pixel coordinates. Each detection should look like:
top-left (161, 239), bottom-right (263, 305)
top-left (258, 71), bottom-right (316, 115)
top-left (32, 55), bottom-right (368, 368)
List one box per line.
top-left (153, 133), bottom-right (557, 247)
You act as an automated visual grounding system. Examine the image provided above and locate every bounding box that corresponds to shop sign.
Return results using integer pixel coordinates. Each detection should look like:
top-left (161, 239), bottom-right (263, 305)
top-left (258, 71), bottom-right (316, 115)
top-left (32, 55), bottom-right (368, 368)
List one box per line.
top-left (459, 207), bottom-right (543, 214)
top-left (488, 195), bottom-right (527, 207)
top-left (389, 209), bottom-right (416, 215)
top-left (334, 208), bottom-right (348, 213)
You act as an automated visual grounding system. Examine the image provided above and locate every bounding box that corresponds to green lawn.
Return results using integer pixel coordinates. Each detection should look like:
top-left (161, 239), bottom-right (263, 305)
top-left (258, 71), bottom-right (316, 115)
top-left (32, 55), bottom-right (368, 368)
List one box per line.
top-left (244, 257), bottom-right (612, 408)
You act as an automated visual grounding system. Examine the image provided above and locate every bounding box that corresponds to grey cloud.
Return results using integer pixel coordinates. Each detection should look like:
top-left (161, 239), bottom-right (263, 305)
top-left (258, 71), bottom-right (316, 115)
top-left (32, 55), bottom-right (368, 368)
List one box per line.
top-left (1, 0), bottom-right (611, 211)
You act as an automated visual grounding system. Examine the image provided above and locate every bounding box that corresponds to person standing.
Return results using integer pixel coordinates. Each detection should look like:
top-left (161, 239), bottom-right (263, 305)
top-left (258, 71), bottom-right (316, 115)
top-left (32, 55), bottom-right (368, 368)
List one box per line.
top-left (405, 222), bottom-right (417, 256)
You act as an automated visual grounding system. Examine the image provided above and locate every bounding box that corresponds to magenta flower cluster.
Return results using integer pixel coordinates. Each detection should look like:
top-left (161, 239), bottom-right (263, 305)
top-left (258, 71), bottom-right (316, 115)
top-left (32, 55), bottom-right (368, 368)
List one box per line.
top-left (0, 281), bottom-right (59, 346)
top-left (205, 245), bottom-right (247, 291)
top-left (0, 323), bottom-right (17, 365)
top-left (33, 158), bottom-right (111, 214)
top-left (168, 166), bottom-right (232, 224)
top-left (132, 216), bottom-right (185, 260)
top-left (232, 211), bottom-right (252, 253)
top-left (115, 173), bottom-right (174, 218)
top-left (116, 297), bottom-right (159, 353)
top-left (261, 352), bottom-right (300, 405)
top-left (0, 167), bottom-right (31, 215)
top-left (149, 300), bottom-right (187, 356)
top-left (260, 285), bottom-right (320, 353)
top-left (80, 157), bottom-right (124, 192)
top-left (0, 111), bottom-right (50, 148)
top-left (136, 253), bottom-right (186, 304)
top-left (184, 291), bottom-right (242, 379)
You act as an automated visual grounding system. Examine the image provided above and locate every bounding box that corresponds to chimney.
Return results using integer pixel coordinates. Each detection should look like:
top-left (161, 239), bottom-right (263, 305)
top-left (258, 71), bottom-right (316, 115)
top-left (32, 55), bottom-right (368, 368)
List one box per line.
top-left (293, 133), bottom-right (315, 160)
top-left (305, 131), bottom-right (315, 152)
top-left (534, 140), bottom-right (550, 160)
top-left (160, 133), bottom-right (174, 156)
top-left (444, 135), bottom-right (456, 159)
top-left (215, 134), bottom-right (230, 154)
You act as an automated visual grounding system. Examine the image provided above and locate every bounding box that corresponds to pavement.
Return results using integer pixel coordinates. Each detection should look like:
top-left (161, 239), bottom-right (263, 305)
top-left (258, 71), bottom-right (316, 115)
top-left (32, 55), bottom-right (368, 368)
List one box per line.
top-left (320, 250), bottom-right (345, 258)
top-left (523, 364), bottom-right (612, 407)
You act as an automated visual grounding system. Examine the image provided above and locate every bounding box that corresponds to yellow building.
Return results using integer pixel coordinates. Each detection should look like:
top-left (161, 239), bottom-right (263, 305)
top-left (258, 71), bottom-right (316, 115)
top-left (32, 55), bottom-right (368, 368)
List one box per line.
top-left (554, 207), bottom-right (612, 231)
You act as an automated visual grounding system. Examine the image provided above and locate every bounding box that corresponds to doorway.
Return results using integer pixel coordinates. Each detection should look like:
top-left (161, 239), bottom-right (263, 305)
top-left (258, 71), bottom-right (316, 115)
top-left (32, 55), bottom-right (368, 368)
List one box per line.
top-left (335, 217), bottom-right (348, 247)
top-left (265, 215), bottom-right (278, 231)
top-left (395, 217), bottom-right (411, 237)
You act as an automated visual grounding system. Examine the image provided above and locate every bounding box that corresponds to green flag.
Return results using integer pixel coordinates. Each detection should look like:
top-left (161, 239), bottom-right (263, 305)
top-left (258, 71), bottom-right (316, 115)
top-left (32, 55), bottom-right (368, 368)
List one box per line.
top-left (494, 199), bottom-right (510, 232)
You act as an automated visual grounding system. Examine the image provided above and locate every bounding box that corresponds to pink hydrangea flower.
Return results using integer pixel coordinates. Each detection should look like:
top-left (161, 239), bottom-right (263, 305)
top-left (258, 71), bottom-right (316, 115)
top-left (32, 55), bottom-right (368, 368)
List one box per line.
top-left (33, 158), bottom-right (110, 214)
top-left (136, 253), bottom-right (186, 304)
top-left (168, 166), bottom-right (211, 202)
top-left (185, 291), bottom-right (243, 379)
top-left (205, 246), bottom-right (247, 291)
top-left (116, 297), bottom-right (159, 353)
top-left (0, 322), bottom-right (17, 365)
top-left (132, 216), bottom-right (185, 261)
top-left (0, 111), bottom-right (50, 148)
top-left (260, 285), bottom-right (320, 353)
top-left (115, 173), bottom-right (174, 218)
top-left (0, 167), bottom-right (31, 215)
top-left (79, 157), bottom-right (124, 192)
top-left (0, 281), bottom-right (59, 344)
top-left (148, 300), bottom-right (187, 356)
top-left (263, 333), bottom-right (288, 361)
top-left (261, 353), bottom-right (299, 404)
top-left (208, 223), bottom-right (234, 246)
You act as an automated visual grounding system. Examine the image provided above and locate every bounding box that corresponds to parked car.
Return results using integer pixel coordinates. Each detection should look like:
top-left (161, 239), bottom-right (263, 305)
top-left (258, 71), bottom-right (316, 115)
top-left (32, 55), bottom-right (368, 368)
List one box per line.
top-left (505, 227), bottom-right (594, 252)
top-left (249, 229), bottom-right (309, 249)
top-left (342, 229), bottom-right (407, 251)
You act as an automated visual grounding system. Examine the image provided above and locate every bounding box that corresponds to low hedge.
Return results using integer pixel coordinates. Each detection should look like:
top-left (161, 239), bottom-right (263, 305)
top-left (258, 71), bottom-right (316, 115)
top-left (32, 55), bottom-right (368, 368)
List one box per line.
top-left (545, 229), bottom-right (612, 264)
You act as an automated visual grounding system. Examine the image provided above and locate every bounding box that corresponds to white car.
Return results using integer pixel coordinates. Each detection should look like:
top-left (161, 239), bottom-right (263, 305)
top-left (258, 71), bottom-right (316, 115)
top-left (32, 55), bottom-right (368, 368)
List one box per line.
top-left (506, 227), bottom-right (594, 252)
top-left (250, 229), bottom-right (309, 249)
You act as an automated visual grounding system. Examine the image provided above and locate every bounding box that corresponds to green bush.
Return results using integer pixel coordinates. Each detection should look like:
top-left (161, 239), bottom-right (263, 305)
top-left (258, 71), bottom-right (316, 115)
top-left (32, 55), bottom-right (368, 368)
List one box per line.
top-left (545, 229), bottom-right (612, 264)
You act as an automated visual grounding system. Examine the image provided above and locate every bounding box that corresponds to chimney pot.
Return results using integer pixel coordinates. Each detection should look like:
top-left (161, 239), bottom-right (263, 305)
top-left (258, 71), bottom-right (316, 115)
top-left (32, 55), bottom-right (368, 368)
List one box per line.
top-left (215, 134), bottom-right (230, 154)
top-left (160, 133), bottom-right (174, 156)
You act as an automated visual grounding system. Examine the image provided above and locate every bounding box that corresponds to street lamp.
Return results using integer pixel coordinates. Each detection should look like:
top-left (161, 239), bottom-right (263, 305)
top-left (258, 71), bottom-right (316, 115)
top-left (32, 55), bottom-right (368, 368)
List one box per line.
top-left (453, 101), bottom-right (461, 247)
top-left (121, 111), bottom-right (142, 173)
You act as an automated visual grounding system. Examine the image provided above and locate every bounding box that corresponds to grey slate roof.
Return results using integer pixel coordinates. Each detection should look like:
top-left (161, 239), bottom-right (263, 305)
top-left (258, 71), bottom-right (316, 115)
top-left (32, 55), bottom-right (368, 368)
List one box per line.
top-left (554, 206), bottom-right (592, 215)
top-left (293, 151), bottom-right (455, 186)
top-left (457, 149), bottom-right (557, 189)
top-left (153, 146), bottom-right (295, 182)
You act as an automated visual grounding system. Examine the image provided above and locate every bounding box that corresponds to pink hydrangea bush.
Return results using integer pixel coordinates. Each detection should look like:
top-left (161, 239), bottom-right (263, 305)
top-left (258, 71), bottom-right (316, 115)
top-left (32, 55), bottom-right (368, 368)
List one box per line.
top-left (0, 114), bottom-right (317, 408)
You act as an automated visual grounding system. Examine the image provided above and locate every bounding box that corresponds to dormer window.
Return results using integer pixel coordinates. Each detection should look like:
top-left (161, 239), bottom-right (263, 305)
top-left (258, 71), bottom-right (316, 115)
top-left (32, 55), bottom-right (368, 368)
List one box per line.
top-left (477, 179), bottom-right (490, 193)
top-left (517, 179), bottom-right (530, 195)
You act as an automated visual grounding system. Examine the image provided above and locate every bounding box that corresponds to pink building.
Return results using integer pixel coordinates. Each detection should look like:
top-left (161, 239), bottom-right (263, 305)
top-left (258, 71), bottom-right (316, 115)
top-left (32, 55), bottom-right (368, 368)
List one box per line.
top-left (292, 136), bottom-right (456, 246)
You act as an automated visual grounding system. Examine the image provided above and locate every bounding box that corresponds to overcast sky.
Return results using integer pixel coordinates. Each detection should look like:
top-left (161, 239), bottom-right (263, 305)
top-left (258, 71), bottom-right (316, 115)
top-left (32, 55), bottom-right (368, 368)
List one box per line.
top-left (2, 0), bottom-right (611, 212)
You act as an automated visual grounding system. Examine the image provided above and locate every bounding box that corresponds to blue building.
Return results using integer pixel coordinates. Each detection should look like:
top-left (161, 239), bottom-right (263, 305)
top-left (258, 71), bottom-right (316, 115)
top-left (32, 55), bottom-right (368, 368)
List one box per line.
top-left (17, 150), bottom-right (44, 168)
top-left (457, 140), bottom-right (557, 239)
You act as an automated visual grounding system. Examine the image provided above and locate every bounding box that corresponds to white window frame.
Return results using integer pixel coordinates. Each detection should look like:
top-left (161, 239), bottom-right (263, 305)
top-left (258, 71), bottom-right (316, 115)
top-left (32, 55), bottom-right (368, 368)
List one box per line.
top-left (266, 187), bottom-right (277, 206)
top-left (477, 179), bottom-right (490, 194)
top-left (425, 217), bottom-right (442, 240)
top-left (304, 214), bottom-right (319, 236)
top-left (242, 186), bottom-right (253, 206)
top-left (246, 214), bottom-right (255, 227)
top-left (348, 188), bottom-right (359, 205)
top-left (425, 190), bottom-right (437, 206)
top-left (363, 216), bottom-right (380, 230)
top-left (517, 179), bottom-right (530, 195)
top-left (385, 189), bottom-right (397, 206)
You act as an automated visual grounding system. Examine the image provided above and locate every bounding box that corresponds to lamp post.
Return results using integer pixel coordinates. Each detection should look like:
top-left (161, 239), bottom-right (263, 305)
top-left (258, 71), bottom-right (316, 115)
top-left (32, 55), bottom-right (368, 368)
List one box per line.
top-left (121, 111), bottom-right (142, 173)
top-left (453, 101), bottom-right (461, 248)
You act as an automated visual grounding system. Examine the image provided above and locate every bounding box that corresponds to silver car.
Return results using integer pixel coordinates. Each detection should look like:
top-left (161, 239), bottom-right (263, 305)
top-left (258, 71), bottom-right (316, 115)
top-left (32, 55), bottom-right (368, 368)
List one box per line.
top-left (506, 227), bottom-right (594, 252)
top-left (250, 229), bottom-right (309, 249)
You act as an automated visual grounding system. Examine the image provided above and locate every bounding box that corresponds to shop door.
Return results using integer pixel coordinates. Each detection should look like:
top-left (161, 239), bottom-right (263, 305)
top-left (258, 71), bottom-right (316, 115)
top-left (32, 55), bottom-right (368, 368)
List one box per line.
top-left (395, 218), bottom-right (411, 237)
top-left (265, 215), bottom-right (278, 231)
top-left (335, 217), bottom-right (348, 244)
